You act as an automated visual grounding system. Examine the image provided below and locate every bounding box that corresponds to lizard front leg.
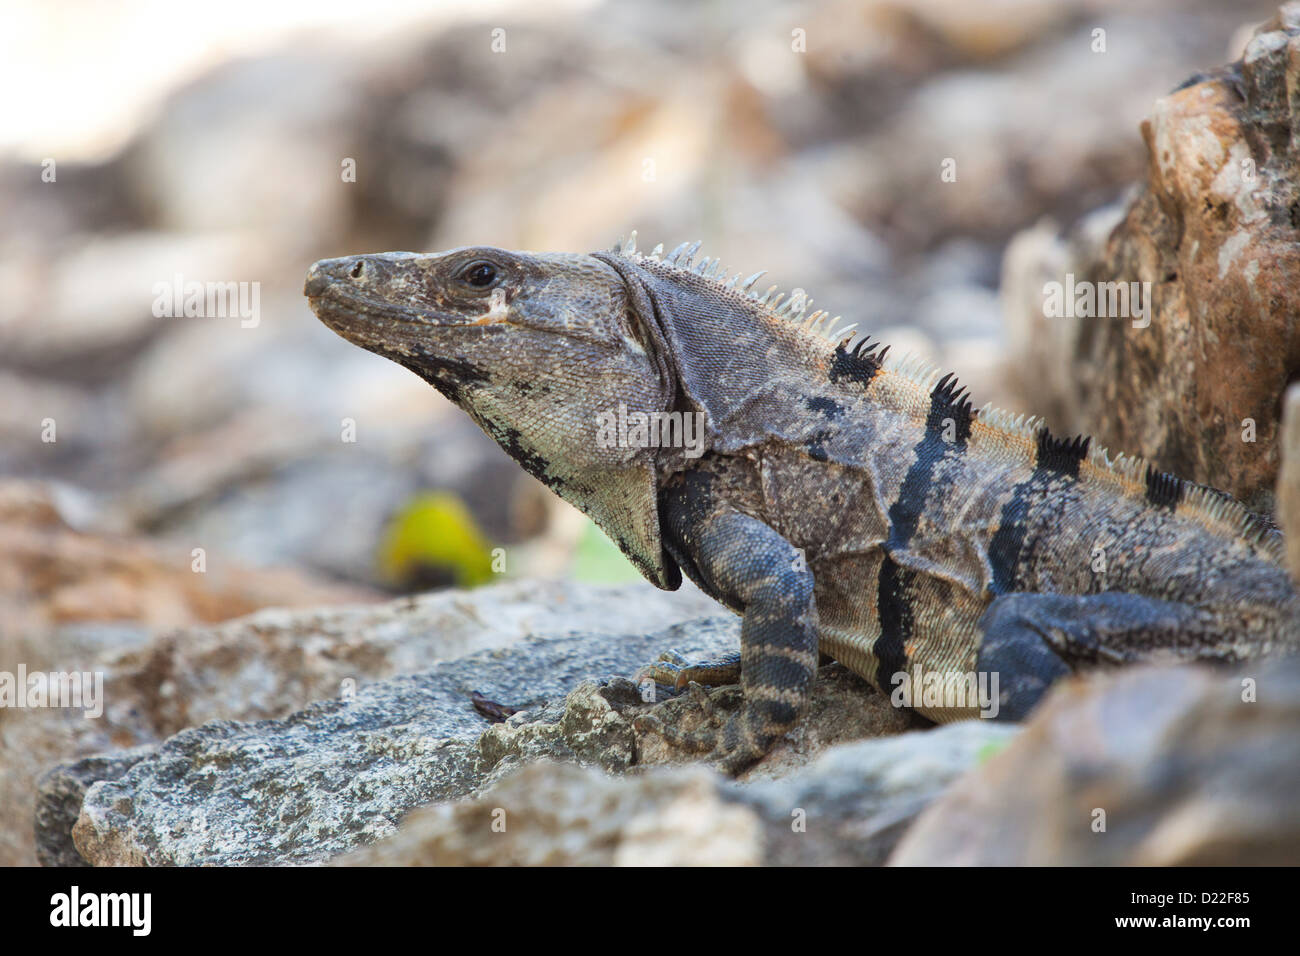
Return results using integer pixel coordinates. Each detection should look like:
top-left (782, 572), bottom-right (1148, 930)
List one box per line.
top-left (641, 495), bottom-right (820, 774)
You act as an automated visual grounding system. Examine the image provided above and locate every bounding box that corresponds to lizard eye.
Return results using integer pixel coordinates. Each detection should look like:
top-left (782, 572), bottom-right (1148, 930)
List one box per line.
top-left (458, 261), bottom-right (498, 288)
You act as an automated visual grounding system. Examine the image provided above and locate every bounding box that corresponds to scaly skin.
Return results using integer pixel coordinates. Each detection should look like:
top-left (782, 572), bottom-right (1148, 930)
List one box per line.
top-left (306, 236), bottom-right (1300, 773)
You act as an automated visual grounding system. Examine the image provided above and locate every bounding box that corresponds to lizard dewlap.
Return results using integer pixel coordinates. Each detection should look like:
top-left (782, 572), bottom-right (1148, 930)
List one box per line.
top-left (305, 234), bottom-right (1300, 773)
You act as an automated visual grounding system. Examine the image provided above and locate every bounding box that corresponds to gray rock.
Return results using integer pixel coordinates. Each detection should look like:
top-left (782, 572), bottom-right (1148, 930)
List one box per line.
top-left (336, 759), bottom-right (766, 867)
top-left (25, 577), bottom-right (716, 866)
top-left (889, 658), bottom-right (1300, 865)
top-left (337, 720), bottom-right (1019, 867)
top-left (70, 616), bottom-right (743, 866)
top-left (741, 721), bottom-right (1019, 866)
top-left (479, 661), bottom-right (921, 787)
top-left (33, 748), bottom-right (154, 867)
top-left (62, 602), bottom-right (951, 866)
top-left (63, 599), bottom-right (1001, 868)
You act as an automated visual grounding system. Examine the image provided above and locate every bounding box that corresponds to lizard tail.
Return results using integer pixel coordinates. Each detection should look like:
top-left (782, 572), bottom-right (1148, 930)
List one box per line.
top-left (1279, 384), bottom-right (1300, 585)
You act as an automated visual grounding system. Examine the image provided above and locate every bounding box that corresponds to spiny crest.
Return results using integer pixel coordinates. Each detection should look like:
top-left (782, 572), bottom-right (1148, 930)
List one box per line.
top-left (609, 231), bottom-right (850, 344)
top-left (1144, 464), bottom-right (1184, 509)
top-left (1182, 483), bottom-right (1282, 552)
top-left (923, 371), bottom-right (976, 442)
top-left (931, 372), bottom-right (975, 422)
top-left (1036, 427), bottom-right (1091, 474)
top-left (834, 331), bottom-right (1281, 555)
top-left (1103, 450), bottom-right (1150, 486)
top-left (1056, 436), bottom-right (1278, 554)
top-left (1015, 423), bottom-right (1276, 553)
top-left (880, 348), bottom-right (945, 392)
top-left (977, 404), bottom-right (1044, 437)
top-left (829, 336), bottom-right (891, 386)
top-left (1143, 465), bottom-right (1280, 551)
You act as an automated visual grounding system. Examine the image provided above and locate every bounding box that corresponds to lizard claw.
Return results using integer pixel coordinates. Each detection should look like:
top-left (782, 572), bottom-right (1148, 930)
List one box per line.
top-left (635, 649), bottom-right (742, 693)
top-left (631, 651), bottom-right (783, 774)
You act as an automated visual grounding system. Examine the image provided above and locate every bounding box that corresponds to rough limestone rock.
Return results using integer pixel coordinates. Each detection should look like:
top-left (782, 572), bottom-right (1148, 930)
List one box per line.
top-left (337, 761), bottom-right (765, 867)
top-left (32, 748), bottom-right (154, 868)
top-left (25, 577), bottom-right (716, 866)
top-left (888, 658), bottom-right (1300, 866)
top-left (68, 617), bottom-right (745, 865)
top-left (481, 662), bottom-right (921, 785)
top-left (67, 619), bottom-right (929, 866)
top-left (742, 720), bottom-right (1019, 866)
top-left (1278, 384), bottom-right (1300, 580)
top-left (1, 476), bottom-right (372, 868)
top-left (338, 721), bottom-right (1019, 867)
top-left (1003, 5), bottom-right (1300, 511)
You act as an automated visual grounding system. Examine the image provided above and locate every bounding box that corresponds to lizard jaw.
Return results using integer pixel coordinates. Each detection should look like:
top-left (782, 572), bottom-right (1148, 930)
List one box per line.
top-left (305, 257), bottom-right (501, 334)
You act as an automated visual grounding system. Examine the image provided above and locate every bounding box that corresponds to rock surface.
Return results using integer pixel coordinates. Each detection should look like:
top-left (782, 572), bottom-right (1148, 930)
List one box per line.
top-left (38, 579), bottom-right (1300, 868)
top-left (68, 616), bottom-right (744, 865)
top-left (1003, 6), bottom-right (1300, 511)
top-left (338, 721), bottom-right (1018, 867)
top-left (65, 611), bottom-right (930, 866)
top-left (337, 761), bottom-right (766, 867)
top-left (889, 658), bottom-right (1300, 865)
top-left (32, 748), bottom-right (154, 868)
top-left (0, 476), bottom-right (379, 868)
top-left (20, 577), bottom-right (716, 866)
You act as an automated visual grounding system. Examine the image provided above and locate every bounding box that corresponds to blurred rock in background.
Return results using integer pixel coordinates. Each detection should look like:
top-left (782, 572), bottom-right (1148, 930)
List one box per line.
top-left (1003, 6), bottom-right (1300, 513)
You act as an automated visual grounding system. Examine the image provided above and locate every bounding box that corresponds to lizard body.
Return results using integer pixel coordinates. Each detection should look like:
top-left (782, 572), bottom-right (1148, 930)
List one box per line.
top-left (306, 236), bottom-right (1300, 771)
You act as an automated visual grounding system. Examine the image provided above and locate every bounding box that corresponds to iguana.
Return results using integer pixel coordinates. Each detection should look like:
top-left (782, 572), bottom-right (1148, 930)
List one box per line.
top-left (305, 235), bottom-right (1300, 772)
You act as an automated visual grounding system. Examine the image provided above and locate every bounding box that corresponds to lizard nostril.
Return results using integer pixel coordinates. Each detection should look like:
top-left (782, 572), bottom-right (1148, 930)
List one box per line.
top-left (350, 259), bottom-right (365, 279)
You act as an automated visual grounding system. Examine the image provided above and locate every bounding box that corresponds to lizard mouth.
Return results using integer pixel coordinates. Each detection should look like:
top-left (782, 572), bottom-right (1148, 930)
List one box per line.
top-left (304, 259), bottom-right (504, 333)
top-left (307, 288), bottom-right (456, 327)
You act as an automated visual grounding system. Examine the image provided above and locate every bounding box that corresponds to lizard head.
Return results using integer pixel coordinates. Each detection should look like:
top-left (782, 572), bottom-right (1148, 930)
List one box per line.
top-left (304, 246), bottom-right (682, 588)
